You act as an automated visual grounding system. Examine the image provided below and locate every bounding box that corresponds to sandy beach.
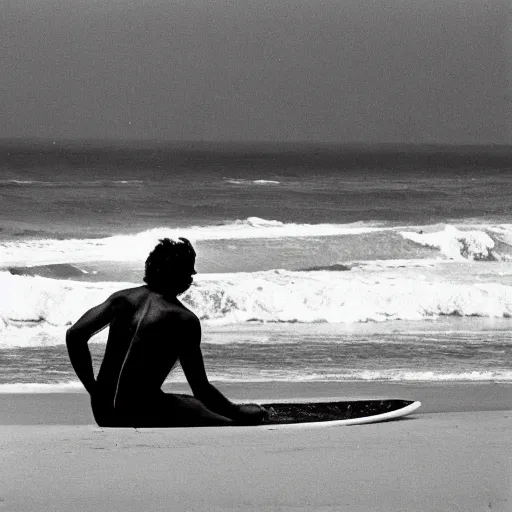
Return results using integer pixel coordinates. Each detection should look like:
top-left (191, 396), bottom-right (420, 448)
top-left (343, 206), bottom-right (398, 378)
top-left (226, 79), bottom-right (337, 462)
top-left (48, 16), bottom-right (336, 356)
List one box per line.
top-left (2, 382), bottom-right (511, 512)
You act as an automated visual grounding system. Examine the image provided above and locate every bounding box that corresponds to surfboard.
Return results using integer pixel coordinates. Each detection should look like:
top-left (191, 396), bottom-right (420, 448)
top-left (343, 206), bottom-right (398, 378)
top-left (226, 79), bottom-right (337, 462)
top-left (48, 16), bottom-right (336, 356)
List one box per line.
top-left (256, 399), bottom-right (421, 429)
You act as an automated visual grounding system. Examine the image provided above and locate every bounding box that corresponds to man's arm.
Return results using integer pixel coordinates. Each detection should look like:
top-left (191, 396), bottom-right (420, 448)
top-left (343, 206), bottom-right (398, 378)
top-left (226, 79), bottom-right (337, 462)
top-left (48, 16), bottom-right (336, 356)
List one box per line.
top-left (66, 294), bottom-right (116, 395)
top-left (178, 315), bottom-right (241, 419)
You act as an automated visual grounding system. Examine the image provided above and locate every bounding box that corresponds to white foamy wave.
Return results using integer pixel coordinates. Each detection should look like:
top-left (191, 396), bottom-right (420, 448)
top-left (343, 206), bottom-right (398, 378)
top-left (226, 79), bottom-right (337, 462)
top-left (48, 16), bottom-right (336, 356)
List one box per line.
top-left (224, 178), bottom-right (280, 185)
top-left (267, 370), bottom-right (512, 382)
top-left (0, 217), bottom-right (386, 266)
top-left (400, 225), bottom-right (502, 261)
top-left (488, 224), bottom-right (512, 247)
top-left (2, 270), bottom-right (512, 347)
top-left (0, 273), bottom-right (125, 346)
top-left (334, 370), bottom-right (512, 381)
top-left (186, 271), bottom-right (512, 324)
top-left (0, 179), bottom-right (144, 186)
top-left (0, 325), bottom-right (70, 348)
top-left (206, 370), bottom-right (512, 382)
top-left (0, 382), bottom-right (85, 393)
top-left (1, 369), bottom-right (511, 391)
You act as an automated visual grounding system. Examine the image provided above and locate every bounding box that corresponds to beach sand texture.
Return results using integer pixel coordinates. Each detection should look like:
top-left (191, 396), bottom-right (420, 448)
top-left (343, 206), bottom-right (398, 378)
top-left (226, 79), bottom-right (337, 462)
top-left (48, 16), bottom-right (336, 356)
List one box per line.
top-left (2, 383), bottom-right (511, 512)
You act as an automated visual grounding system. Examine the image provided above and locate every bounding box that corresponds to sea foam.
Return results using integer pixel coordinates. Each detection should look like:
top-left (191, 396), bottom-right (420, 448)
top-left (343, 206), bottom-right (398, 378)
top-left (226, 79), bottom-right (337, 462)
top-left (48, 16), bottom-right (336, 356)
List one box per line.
top-left (2, 269), bottom-right (512, 348)
top-left (224, 178), bottom-right (280, 185)
top-left (0, 217), bottom-right (387, 266)
top-left (3, 220), bottom-right (511, 269)
top-left (400, 225), bottom-right (500, 261)
top-left (1, 369), bottom-right (511, 391)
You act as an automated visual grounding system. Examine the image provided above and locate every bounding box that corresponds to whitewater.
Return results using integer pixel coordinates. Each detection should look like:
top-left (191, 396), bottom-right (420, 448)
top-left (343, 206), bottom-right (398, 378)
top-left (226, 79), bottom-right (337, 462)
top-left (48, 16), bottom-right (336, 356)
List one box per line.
top-left (2, 219), bottom-right (512, 350)
top-left (1, 217), bottom-right (388, 266)
top-left (2, 217), bottom-right (512, 266)
top-left (2, 263), bottom-right (512, 342)
top-left (1, 144), bottom-right (511, 387)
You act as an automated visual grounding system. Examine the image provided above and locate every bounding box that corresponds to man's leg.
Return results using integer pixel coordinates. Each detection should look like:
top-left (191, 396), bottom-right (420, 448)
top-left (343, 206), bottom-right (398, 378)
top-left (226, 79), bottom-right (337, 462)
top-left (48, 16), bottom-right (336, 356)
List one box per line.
top-left (159, 393), bottom-right (234, 427)
top-left (170, 394), bottom-right (268, 425)
top-left (116, 393), bottom-right (234, 427)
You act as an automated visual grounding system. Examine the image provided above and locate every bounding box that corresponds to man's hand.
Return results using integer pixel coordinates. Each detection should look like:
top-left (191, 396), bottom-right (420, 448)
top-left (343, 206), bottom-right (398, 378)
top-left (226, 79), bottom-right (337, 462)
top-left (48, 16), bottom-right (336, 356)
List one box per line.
top-left (234, 403), bottom-right (268, 425)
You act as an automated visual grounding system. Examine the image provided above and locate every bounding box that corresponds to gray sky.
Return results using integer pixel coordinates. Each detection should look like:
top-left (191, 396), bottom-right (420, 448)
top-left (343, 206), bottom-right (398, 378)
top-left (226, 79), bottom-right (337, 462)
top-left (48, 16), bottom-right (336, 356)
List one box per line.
top-left (1, 0), bottom-right (510, 143)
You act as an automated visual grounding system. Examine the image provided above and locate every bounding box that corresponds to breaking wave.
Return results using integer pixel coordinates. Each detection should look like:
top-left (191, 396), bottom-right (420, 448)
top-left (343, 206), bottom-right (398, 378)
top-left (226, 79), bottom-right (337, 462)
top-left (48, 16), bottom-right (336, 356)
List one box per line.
top-left (0, 217), bottom-right (388, 266)
top-left (2, 269), bottom-right (512, 347)
top-left (400, 225), bottom-right (504, 261)
top-left (2, 219), bottom-right (511, 269)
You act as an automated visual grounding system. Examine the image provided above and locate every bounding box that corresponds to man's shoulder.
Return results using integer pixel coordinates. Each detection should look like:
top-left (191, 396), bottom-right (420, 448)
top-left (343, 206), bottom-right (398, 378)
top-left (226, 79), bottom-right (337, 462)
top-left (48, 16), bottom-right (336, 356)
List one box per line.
top-left (109, 288), bottom-right (199, 325)
top-left (108, 286), bottom-right (148, 302)
top-left (166, 305), bottom-right (199, 324)
top-left (154, 302), bottom-right (199, 332)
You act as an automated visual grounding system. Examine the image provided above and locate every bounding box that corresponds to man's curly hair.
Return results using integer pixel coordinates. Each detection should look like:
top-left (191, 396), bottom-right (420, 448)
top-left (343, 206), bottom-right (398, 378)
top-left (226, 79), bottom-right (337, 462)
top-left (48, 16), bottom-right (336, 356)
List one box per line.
top-left (143, 237), bottom-right (196, 293)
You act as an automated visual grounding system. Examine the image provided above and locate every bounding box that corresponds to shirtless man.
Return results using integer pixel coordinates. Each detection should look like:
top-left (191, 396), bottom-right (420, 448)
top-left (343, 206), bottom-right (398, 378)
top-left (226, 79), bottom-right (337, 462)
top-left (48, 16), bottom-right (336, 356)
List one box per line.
top-left (66, 237), bottom-right (267, 427)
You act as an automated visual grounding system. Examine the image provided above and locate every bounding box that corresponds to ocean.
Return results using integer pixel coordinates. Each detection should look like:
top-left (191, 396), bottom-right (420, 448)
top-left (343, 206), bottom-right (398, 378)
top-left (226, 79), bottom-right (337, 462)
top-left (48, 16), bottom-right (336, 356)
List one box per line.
top-left (1, 141), bottom-right (511, 391)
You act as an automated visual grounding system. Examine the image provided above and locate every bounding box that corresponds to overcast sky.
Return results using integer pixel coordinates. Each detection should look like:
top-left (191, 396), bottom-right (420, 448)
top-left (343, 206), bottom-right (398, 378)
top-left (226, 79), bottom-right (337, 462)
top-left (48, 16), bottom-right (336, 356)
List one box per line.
top-left (1, 0), bottom-right (510, 143)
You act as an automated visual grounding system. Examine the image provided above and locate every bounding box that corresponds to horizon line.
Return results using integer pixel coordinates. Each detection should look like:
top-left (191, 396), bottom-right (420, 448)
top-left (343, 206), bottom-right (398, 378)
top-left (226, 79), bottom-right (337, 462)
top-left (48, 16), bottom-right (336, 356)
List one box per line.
top-left (0, 138), bottom-right (510, 148)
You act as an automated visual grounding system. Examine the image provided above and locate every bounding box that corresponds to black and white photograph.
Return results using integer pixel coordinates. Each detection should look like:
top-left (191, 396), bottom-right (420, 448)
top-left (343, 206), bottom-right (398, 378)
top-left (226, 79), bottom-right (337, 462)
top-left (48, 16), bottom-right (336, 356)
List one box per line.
top-left (1, 0), bottom-right (511, 510)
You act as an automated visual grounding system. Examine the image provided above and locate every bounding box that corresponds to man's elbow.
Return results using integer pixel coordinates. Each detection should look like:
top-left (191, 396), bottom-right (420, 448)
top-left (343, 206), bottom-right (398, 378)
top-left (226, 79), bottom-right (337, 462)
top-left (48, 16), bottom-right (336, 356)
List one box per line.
top-left (65, 327), bottom-right (74, 347)
top-left (65, 325), bottom-right (82, 347)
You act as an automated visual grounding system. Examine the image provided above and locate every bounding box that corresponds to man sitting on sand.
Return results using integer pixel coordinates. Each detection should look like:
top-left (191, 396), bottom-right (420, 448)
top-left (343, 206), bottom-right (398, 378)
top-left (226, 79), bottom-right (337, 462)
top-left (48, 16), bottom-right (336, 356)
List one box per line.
top-left (66, 237), bottom-right (267, 427)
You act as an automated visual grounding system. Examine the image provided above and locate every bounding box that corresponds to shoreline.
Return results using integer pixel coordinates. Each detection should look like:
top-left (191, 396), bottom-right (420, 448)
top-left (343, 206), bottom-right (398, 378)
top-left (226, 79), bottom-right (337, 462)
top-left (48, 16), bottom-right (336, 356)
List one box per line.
top-left (1, 380), bottom-right (510, 425)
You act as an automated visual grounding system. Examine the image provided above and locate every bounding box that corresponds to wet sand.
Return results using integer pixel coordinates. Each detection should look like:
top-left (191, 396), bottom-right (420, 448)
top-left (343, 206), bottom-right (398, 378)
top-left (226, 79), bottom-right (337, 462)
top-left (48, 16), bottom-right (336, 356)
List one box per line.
top-left (1, 382), bottom-right (511, 511)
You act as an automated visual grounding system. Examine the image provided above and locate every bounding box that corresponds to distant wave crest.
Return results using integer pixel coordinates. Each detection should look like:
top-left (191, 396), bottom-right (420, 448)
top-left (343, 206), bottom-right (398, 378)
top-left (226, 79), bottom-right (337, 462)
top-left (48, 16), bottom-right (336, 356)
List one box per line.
top-left (224, 178), bottom-right (280, 185)
top-left (0, 179), bottom-right (144, 187)
top-left (2, 220), bottom-right (511, 269)
top-left (8, 263), bottom-right (90, 279)
top-left (0, 217), bottom-right (386, 266)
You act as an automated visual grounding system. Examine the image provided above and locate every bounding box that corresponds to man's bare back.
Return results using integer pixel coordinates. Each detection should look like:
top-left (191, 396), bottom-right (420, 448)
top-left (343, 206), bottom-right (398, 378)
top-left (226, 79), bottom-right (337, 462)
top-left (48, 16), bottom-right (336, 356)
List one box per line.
top-left (66, 238), bottom-right (266, 427)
